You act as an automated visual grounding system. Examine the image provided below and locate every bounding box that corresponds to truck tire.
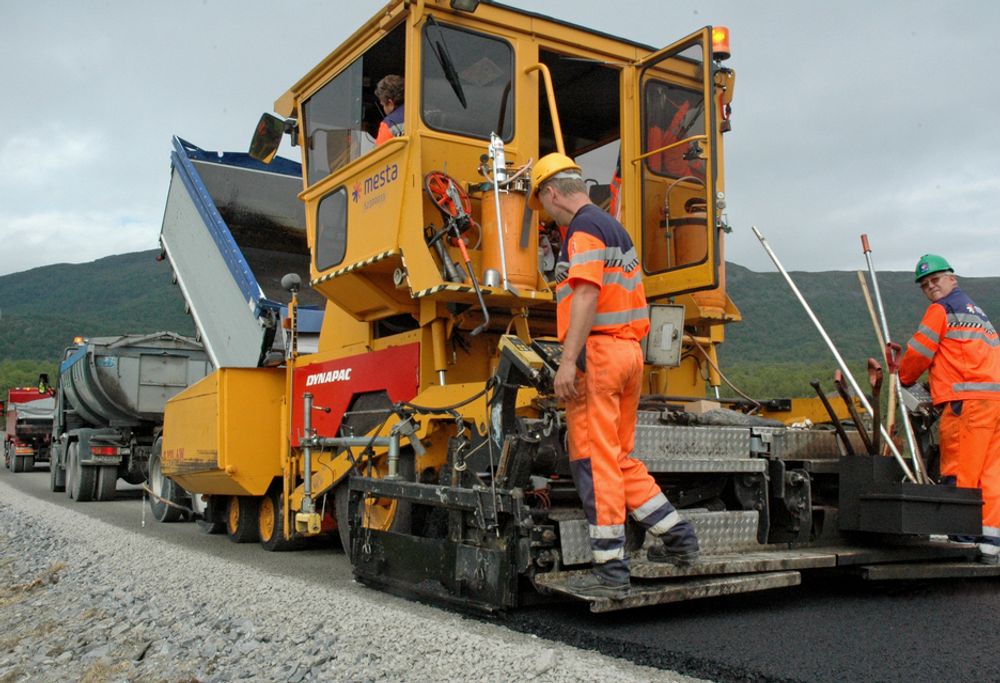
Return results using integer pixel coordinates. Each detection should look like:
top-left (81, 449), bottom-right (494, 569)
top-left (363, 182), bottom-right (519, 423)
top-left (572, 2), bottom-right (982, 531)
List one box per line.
top-left (226, 496), bottom-right (261, 543)
top-left (95, 466), bottom-right (117, 502)
top-left (11, 453), bottom-right (24, 473)
top-left (259, 489), bottom-right (297, 552)
top-left (3, 442), bottom-right (10, 469)
top-left (49, 451), bottom-right (66, 493)
top-left (69, 443), bottom-right (97, 502)
top-left (22, 455), bottom-right (35, 472)
top-left (148, 440), bottom-right (184, 523)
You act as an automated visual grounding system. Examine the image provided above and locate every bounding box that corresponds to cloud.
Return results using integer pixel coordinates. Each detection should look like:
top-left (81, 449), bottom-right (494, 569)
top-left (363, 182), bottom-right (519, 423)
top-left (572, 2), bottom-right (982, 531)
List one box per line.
top-left (0, 125), bottom-right (105, 186)
top-left (0, 210), bottom-right (158, 275)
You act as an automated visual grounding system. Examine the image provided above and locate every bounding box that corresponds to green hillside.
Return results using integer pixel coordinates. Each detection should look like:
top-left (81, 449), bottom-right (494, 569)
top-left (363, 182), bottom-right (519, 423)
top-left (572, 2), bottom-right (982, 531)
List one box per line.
top-left (0, 251), bottom-right (193, 393)
top-left (2, 252), bottom-right (998, 398)
top-left (718, 263), bottom-right (1000, 398)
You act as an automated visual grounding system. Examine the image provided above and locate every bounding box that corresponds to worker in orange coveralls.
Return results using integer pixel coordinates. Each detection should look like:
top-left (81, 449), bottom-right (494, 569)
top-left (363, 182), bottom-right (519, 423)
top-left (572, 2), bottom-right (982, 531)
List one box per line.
top-left (374, 75), bottom-right (404, 145)
top-left (529, 152), bottom-right (700, 599)
top-left (898, 254), bottom-right (1000, 564)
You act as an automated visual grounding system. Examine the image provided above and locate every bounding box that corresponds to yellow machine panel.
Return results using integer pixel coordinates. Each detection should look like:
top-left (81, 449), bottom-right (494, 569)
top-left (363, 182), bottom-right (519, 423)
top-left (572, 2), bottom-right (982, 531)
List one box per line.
top-left (162, 368), bottom-right (285, 496)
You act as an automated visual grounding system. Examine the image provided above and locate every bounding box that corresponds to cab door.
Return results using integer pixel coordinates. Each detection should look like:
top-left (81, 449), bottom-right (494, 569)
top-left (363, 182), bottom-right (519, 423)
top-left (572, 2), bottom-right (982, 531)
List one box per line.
top-left (623, 28), bottom-right (720, 300)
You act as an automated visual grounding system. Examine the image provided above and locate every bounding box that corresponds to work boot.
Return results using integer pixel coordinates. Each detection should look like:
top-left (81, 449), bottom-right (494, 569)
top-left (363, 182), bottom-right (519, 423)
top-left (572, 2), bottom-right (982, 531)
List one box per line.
top-left (565, 571), bottom-right (629, 599)
top-left (647, 525), bottom-right (700, 566)
top-left (976, 542), bottom-right (1000, 566)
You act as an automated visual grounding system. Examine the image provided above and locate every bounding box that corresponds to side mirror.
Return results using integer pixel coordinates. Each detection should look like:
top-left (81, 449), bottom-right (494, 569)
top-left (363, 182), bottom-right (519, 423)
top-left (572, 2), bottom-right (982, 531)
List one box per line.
top-left (249, 113), bottom-right (296, 164)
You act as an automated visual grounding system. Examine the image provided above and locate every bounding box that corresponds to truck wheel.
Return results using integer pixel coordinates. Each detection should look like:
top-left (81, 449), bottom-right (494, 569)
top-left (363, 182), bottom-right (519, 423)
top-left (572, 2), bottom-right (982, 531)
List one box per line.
top-left (65, 444), bottom-right (77, 498)
top-left (226, 496), bottom-right (261, 543)
top-left (49, 454), bottom-right (66, 492)
top-left (95, 466), bottom-right (117, 501)
top-left (3, 442), bottom-right (9, 469)
top-left (11, 454), bottom-right (24, 473)
top-left (259, 489), bottom-right (296, 552)
top-left (70, 444), bottom-right (97, 502)
top-left (23, 455), bottom-right (34, 471)
top-left (148, 441), bottom-right (184, 523)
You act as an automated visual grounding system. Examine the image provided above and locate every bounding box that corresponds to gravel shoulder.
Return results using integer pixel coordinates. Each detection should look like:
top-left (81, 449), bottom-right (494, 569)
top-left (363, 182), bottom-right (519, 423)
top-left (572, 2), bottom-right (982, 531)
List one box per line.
top-left (0, 475), bottom-right (706, 683)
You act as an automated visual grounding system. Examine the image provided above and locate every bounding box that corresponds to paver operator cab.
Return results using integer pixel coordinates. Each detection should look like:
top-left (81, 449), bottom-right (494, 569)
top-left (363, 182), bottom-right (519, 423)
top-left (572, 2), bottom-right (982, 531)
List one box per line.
top-left (160, 1), bottom-right (989, 613)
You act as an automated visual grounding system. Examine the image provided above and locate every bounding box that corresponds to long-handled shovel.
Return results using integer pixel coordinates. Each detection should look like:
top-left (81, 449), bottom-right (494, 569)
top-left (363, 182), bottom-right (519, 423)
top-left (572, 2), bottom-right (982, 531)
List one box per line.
top-left (753, 225), bottom-right (916, 482)
top-left (867, 358), bottom-right (884, 456)
top-left (860, 234), bottom-right (929, 482)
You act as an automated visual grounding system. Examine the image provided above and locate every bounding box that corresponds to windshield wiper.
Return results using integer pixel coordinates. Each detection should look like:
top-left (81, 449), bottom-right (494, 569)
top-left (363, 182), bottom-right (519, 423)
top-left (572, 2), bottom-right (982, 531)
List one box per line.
top-left (426, 16), bottom-right (468, 109)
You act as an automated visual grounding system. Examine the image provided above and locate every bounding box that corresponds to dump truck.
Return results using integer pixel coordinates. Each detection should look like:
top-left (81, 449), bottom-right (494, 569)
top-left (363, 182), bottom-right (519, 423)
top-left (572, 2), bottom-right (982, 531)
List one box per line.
top-left (156, 0), bottom-right (994, 612)
top-left (3, 385), bottom-right (55, 473)
top-left (50, 332), bottom-right (210, 501)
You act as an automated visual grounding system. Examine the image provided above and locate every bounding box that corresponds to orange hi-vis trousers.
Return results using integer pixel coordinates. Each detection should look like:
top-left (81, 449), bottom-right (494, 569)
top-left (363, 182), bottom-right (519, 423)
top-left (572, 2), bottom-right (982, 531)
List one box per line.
top-left (939, 398), bottom-right (1000, 541)
top-left (566, 335), bottom-right (692, 581)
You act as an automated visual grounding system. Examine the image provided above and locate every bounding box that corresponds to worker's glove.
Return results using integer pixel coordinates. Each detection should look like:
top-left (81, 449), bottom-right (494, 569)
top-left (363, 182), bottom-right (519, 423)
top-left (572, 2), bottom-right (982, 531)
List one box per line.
top-left (885, 342), bottom-right (902, 375)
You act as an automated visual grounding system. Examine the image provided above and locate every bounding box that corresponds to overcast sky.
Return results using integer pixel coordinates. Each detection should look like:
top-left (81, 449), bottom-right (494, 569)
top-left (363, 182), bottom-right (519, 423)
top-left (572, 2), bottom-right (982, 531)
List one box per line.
top-left (2, 1), bottom-right (998, 279)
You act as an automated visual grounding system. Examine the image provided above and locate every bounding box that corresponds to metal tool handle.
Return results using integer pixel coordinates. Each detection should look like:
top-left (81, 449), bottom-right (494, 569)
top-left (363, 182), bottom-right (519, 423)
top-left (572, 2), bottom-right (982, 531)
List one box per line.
top-left (753, 226), bottom-right (916, 482)
top-left (860, 234), bottom-right (927, 482)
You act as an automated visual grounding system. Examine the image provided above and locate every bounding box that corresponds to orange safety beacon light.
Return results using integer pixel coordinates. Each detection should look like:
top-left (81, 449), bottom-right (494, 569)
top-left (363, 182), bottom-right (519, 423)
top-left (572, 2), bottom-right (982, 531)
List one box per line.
top-left (712, 26), bottom-right (731, 61)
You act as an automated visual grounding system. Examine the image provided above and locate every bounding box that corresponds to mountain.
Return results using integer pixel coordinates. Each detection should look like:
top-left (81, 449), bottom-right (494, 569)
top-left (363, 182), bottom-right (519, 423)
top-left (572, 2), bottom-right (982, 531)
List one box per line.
top-left (720, 263), bottom-right (1000, 365)
top-left (2, 252), bottom-right (999, 397)
top-left (0, 250), bottom-right (193, 363)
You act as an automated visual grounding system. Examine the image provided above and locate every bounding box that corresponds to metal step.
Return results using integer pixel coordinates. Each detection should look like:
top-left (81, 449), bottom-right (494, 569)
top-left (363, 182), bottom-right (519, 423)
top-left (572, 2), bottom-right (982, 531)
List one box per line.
top-left (557, 509), bottom-right (763, 566)
top-left (630, 548), bottom-right (837, 579)
top-left (633, 423), bottom-right (750, 460)
top-left (640, 456), bottom-right (766, 474)
top-left (858, 561), bottom-right (1000, 581)
top-left (533, 569), bottom-right (801, 613)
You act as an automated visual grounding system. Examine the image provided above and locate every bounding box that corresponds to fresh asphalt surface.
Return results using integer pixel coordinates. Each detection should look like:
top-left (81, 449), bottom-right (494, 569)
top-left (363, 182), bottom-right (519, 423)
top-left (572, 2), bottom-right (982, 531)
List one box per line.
top-left (5, 463), bottom-right (1000, 683)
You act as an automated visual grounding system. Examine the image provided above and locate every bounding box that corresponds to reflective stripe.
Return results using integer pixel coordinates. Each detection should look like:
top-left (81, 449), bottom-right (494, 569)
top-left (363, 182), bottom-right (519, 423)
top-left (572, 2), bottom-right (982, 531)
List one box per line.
top-left (908, 337), bottom-right (935, 360)
top-left (589, 524), bottom-right (626, 540)
top-left (917, 324), bottom-right (940, 344)
top-left (647, 510), bottom-right (680, 536)
top-left (983, 525), bottom-right (1000, 538)
top-left (603, 270), bottom-right (644, 292)
top-left (952, 382), bottom-right (1000, 393)
top-left (592, 546), bottom-right (626, 562)
top-left (569, 248), bottom-right (606, 268)
top-left (977, 542), bottom-right (1000, 556)
top-left (945, 329), bottom-right (1000, 346)
top-left (632, 492), bottom-right (669, 522)
top-left (555, 286), bottom-right (571, 304)
top-left (951, 312), bottom-right (988, 326)
top-left (593, 307), bottom-right (648, 327)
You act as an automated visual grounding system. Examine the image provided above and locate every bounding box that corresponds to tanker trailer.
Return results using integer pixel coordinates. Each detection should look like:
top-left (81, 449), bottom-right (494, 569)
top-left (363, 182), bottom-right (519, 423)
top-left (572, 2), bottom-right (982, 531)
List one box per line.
top-left (50, 332), bottom-right (210, 501)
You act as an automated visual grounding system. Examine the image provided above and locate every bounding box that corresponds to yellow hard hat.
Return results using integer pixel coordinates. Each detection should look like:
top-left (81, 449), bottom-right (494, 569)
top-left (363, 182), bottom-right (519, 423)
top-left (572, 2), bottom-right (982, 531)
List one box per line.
top-left (528, 153), bottom-right (582, 211)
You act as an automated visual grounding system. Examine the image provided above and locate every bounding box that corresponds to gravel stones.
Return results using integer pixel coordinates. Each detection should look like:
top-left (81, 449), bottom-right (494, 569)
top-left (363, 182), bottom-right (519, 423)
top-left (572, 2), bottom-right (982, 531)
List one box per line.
top-left (0, 478), bottom-right (702, 682)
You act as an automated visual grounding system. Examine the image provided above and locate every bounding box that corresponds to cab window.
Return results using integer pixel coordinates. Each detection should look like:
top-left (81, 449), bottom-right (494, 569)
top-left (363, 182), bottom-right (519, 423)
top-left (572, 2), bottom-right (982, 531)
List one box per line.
top-left (421, 21), bottom-right (513, 140)
top-left (302, 23), bottom-right (405, 186)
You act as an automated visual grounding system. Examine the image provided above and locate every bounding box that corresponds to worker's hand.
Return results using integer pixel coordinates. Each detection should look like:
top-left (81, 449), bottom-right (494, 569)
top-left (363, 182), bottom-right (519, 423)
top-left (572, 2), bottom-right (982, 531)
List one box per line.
top-left (885, 342), bottom-right (902, 374)
top-left (553, 362), bottom-right (579, 402)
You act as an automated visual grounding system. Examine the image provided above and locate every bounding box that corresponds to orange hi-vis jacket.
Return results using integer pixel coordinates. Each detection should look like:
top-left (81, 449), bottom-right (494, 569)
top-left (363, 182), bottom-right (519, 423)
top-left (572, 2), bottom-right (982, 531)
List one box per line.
top-left (899, 287), bottom-right (1000, 405)
top-left (554, 204), bottom-right (649, 343)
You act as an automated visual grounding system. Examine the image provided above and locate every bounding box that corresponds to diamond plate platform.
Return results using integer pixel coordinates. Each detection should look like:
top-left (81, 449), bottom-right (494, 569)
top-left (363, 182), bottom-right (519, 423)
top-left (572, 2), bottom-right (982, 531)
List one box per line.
top-left (633, 424), bottom-right (750, 460)
top-left (630, 549), bottom-right (837, 578)
top-left (558, 509), bottom-right (763, 566)
top-left (533, 569), bottom-right (801, 613)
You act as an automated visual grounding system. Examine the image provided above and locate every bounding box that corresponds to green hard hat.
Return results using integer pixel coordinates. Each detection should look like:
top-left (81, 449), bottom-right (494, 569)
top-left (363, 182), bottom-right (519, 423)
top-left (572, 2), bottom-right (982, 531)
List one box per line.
top-left (914, 254), bottom-right (953, 282)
